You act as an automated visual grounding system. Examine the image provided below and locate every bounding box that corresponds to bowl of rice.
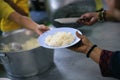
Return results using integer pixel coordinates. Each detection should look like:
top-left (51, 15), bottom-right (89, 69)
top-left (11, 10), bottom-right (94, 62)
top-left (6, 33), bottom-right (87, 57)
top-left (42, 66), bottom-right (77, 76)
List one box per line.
top-left (38, 27), bottom-right (82, 49)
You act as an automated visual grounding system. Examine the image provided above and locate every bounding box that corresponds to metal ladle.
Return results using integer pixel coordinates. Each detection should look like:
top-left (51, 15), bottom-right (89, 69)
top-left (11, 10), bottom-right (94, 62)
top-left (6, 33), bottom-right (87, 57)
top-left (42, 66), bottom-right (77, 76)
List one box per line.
top-left (10, 42), bottom-right (23, 51)
top-left (0, 43), bottom-right (5, 50)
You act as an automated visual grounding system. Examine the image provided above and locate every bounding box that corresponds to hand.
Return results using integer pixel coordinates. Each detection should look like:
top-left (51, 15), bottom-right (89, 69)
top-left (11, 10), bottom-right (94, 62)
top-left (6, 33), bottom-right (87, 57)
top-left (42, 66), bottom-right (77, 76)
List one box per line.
top-left (35, 24), bottom-right (49, 35)
top-left (77, 12), bottom-right (99, 25)
top-left (69, 31), bottom-right (93, 54)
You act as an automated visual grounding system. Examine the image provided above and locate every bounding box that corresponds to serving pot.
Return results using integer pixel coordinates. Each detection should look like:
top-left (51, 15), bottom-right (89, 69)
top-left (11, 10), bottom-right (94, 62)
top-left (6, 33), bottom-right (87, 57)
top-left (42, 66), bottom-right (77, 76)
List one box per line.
top-left (46, 0), bottom-right (96, 28)
top-left (0, 29), bottom-right (54, 78)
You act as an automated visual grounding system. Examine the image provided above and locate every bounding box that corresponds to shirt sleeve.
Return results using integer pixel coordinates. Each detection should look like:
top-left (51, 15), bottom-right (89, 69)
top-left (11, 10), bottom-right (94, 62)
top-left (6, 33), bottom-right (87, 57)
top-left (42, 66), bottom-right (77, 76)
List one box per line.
top-left (99, 50), bottom-right (120, 79)
top-left (16, 0), bottom-right (29, 14)
top-left (0, 0), bottom-right (15, 19)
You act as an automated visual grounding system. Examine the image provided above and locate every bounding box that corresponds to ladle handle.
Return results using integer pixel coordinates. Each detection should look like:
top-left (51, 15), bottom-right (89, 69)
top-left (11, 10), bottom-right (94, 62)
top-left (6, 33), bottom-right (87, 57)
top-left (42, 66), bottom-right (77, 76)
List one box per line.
top-left (0, 53), bottom-right (9, 64)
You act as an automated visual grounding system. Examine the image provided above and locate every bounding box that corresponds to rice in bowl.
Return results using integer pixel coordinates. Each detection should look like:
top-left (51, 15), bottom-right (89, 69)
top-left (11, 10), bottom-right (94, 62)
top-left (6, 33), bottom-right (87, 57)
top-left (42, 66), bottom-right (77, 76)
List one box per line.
top-left (45, 32), bottom-right (75, 47)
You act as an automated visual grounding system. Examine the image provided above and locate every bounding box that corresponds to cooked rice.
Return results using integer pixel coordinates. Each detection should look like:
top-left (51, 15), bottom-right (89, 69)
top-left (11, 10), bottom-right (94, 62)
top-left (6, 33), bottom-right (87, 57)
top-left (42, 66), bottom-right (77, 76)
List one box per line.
top-left (45, 32), bottom-right (75, 47)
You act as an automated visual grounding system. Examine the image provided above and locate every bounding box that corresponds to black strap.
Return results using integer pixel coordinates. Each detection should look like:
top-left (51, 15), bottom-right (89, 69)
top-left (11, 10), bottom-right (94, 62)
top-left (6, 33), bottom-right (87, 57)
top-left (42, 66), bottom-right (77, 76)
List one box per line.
top-left (86, 45), bottom-right (97, 58)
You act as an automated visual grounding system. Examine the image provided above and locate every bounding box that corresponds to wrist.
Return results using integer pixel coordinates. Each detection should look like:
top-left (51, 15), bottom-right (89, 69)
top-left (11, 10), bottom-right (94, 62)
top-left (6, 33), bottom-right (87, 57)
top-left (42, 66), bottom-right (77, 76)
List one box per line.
top-left (89, 47), bottom-right (102, 63)
top-left (86, 45), bottom-right (97, 58)
top-left (98, 10), bottom-right (106, 22)
top-left (84, 44), bottom-right (93, 54)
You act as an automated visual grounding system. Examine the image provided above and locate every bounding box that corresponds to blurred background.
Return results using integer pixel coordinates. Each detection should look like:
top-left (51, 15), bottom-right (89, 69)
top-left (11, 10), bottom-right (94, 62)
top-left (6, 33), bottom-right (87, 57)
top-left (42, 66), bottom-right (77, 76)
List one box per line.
top-left (29, 0), bottom-right (98, 27)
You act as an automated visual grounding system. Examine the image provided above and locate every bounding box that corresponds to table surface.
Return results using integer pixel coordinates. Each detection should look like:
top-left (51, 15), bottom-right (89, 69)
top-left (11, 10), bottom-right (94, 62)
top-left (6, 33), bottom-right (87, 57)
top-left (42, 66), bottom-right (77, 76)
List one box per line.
top-left (0, 22), bottom-right (120, 80)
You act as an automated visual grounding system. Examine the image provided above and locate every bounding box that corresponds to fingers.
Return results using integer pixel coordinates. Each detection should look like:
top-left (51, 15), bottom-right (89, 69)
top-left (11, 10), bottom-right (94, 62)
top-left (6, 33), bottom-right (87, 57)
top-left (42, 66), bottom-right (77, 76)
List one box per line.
top-left (35, 25), bottom-right (49, 35)
top-left (38, 25), bottom-right (49, 30)
top-left (76, 31), bottom-right (85, 39)
top-left (77, 12), bottom-right (98, 25)
top-left (77, 15), bottom-right (88, 23)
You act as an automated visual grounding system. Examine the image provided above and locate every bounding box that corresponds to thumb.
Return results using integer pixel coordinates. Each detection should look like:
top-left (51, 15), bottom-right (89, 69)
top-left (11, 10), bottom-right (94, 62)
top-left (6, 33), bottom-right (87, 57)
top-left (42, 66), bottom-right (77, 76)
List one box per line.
top-left (76, 31), bottom-right (84, 39)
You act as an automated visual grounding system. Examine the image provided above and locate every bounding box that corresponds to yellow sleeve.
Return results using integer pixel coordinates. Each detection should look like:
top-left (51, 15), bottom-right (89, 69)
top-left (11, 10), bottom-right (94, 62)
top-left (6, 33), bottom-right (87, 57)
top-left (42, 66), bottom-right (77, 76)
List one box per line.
top-left (95, 0), bottom-right (103, 11)
top-left (0, 0), bottom-right (29, 32)
top-left (0, 0), bottom-right (15, 19)
top-left (16, 0), bottom-right (29, 15)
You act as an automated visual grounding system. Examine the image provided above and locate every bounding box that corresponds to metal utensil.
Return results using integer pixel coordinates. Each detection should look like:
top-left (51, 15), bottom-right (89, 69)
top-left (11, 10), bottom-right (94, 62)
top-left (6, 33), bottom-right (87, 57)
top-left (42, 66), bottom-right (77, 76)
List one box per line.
top-left (54, 17), bottom-right (89, 24)
top-left (0, 29), bottom-right (54, 77)
top-left (10, 42), bottom-right (22, 51)
top-left (54, 17), bottom-right (79, 23)
top-left (0, 43), bottom-right (5, 50)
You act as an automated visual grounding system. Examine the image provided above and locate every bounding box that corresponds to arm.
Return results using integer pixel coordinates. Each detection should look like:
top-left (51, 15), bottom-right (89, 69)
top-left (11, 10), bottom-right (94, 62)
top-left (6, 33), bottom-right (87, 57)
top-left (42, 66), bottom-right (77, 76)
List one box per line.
top-left (100, 50), bottom-right (120, 79)
top-left (105, 10), bottom-right (120, 21)
top-left (89, 47), bottom-right (120, 79)
top-left (0, 0), bottom-right (48, 34)
top-left (8, 12), bottom-right (49, 35)
top-left (77, 10), bottom-right (120, 25)
top-left (70, 32), bottom-right (120, 79)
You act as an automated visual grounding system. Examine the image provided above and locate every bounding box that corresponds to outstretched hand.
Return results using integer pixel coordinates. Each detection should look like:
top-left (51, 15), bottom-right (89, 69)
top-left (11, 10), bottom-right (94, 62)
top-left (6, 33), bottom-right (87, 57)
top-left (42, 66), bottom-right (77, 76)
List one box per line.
top-left (69, 31), bottom-right (93, 54)
top-left (77, 12), bottom-right (99, 25)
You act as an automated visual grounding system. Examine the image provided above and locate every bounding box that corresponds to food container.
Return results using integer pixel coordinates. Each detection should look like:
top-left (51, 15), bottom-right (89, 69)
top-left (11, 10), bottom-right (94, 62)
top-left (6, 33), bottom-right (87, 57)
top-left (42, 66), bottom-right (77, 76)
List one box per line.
top-left (0, 29), bottom-right (54, 78)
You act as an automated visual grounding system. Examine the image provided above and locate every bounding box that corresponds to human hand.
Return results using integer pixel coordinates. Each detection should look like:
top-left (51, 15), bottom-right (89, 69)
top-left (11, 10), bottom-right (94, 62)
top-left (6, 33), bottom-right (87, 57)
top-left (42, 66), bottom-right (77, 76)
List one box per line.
top-left (34, 24), bottom-right (49, 35)
top-left (69, 31), bottom-right (93, 54)
top-left (77, 12), bottom-right (99, 25)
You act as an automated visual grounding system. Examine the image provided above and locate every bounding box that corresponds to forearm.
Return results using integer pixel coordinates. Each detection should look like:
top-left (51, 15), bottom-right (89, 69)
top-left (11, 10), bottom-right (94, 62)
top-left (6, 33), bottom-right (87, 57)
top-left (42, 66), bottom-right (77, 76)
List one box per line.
top-left (105, 10), bottom-right (115, 21)
top-left (105, 10), bottom-right (120, 21)
top-left (113, 10), bottom-right (120, 21)
top-left (9, 12), bottom-right (37, 32)
top-left (19, 16), bottom-right (38, 31)
top-left (88, 47), bottom-right (120, 79)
